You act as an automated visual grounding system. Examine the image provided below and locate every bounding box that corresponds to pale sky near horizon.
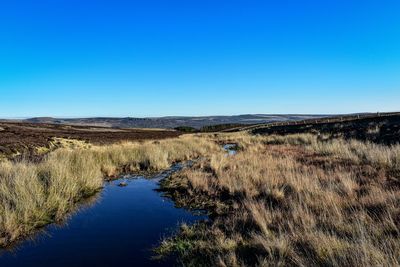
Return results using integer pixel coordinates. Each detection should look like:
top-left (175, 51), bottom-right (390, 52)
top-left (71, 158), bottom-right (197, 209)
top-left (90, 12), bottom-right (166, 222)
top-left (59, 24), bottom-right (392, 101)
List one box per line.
top-left (0, 0), bottom-right (399, 117)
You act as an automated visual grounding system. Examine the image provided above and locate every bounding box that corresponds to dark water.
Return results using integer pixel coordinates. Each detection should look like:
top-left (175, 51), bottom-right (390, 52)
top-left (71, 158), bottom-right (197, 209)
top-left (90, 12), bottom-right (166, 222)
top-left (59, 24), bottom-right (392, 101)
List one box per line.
top-left (0, 164), bottom-right (205, 267)
top-left (223, 143), bottom-right (238, 156)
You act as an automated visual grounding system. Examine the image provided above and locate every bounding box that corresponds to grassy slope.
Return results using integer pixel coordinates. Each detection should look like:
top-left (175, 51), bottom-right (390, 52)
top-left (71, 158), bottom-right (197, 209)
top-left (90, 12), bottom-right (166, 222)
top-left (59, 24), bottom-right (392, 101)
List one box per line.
top-left (158, 133), bottom-right (400, 266)
top-left (251, 113), bottom-right (400, 145)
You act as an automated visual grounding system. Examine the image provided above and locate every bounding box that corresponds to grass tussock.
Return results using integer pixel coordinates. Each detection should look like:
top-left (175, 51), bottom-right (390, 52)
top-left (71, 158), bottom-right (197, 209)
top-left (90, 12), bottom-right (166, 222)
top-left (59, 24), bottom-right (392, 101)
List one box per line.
top-left (0, 135), bottom-right (219, 247)
top-left (159, 133), bottom-right (400, 266)
top-left (261, 133), bottom-right (400, 171)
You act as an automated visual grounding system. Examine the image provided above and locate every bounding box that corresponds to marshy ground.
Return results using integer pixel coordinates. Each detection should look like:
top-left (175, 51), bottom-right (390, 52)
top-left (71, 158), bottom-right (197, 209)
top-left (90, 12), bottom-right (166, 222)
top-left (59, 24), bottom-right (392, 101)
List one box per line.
top-left (0, 135), bottom-right (218, 249)
top-left (0, 120), bottom-right (399, 266)
top-left (0, 165), bottom-right (205, 267)
top-left (158, 133), bottom-right (400, 266)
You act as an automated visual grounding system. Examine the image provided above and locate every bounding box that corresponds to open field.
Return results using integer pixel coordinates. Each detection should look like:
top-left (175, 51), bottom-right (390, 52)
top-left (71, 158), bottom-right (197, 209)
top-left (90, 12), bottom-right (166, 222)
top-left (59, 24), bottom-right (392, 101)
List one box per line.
top-left (0, 121), bottom-right (180, 160)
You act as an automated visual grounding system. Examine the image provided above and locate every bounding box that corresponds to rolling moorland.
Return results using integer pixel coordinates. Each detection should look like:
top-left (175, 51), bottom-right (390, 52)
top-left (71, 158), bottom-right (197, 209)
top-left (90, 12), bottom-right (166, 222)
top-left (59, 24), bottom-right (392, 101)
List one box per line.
top-left (0, 113), bottom-right (399, 266)
top-left (0, 114), bottom-right (327, 160)
top-left (0, 121), bottom-right (180, 161)
top-left (6, 114), bottom-right (328, 129)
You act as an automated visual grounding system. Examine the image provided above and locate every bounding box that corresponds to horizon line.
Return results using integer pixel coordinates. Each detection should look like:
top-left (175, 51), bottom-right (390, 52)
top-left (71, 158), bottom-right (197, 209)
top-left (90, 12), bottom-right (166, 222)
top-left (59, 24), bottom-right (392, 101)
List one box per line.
top-left (1, 111), bottom-right (398, 120)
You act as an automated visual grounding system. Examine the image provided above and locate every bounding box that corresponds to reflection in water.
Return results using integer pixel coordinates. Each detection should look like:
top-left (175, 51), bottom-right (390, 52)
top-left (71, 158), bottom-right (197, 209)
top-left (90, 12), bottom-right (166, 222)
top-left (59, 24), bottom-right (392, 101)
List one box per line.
top-left (0, 194), bottom-right (101, 256)
top-left (0, 163), bottom-right (206, 267)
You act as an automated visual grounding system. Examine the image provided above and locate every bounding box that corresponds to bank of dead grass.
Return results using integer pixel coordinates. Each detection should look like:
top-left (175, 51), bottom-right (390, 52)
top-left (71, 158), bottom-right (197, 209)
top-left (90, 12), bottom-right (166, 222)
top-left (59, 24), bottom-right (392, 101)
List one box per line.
top-left (2, 131), bottom-right (400, 266)
top-left (159, 133), bottom-right (400, 266)
top-left (0, 135), bottom-right (219, 247)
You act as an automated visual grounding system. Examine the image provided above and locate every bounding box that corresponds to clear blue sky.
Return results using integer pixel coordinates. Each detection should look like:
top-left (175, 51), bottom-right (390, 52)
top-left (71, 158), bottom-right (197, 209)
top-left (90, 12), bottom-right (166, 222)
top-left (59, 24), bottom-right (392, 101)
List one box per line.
top-left (0, 0), bottom-right (399, 117)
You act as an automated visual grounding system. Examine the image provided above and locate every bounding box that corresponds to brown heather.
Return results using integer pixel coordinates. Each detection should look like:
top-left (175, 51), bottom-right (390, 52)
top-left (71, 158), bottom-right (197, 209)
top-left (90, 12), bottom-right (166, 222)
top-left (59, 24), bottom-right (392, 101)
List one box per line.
top-left (158, 133), bottom-right (400, 266)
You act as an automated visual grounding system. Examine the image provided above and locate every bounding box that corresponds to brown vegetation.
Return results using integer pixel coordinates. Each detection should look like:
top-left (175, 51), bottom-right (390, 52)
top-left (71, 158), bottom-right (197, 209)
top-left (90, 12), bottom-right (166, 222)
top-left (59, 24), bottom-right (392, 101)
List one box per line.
top-left (1, 127), bottom-right (399, 266)
top-left (158, 133), bottom-right (400, 266)
top-left (0, 121), bottom-right (180, 160)
top-left (251, 112), bottom-right (400, 145)
top-left (0, 135), bottom-right (219, 248)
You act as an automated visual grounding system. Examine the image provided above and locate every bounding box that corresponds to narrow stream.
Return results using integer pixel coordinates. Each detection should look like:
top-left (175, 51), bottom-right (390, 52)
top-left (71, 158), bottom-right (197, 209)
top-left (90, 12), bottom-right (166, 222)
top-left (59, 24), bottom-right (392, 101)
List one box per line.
top-left (0, 145), bottom-right (237, 267)
top-left (0, 163), bottom-right (205, 267)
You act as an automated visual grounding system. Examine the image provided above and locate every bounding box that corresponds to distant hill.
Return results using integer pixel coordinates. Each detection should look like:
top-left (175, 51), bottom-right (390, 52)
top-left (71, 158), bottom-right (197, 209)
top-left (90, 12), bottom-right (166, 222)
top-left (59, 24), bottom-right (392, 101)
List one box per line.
top-left (22, 114), bottom-right (330, 129)
top-left (251, 112), bottom-right (400, 145)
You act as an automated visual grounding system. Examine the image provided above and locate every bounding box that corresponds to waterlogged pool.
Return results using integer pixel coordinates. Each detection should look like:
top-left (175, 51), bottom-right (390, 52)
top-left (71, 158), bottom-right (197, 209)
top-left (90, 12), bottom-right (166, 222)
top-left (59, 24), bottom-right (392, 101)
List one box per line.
top-left (223, 143), bottom-right (238, 156)
top-left (0, 164), bottom-right (205, 267)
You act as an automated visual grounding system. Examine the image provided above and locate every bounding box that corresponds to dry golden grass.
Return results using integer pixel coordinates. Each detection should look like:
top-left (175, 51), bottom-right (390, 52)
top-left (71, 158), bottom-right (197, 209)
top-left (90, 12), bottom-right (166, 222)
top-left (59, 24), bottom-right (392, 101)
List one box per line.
top-left (159, 133), bottom-right (400, 266)
top-left (2, 130), bottom-right (400, 266)
top-left (0, 135), bottom-right (220, 247)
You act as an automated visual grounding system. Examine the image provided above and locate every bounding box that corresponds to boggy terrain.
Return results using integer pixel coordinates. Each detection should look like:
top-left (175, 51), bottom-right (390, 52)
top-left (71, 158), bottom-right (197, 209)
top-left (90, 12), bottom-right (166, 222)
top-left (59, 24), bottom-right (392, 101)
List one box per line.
top-left (0, 135), bottom-right (219, 248)
top-left (0, 126), bottom-right (399, 266)
top-left (158, 133), bottom-right (400, 266)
